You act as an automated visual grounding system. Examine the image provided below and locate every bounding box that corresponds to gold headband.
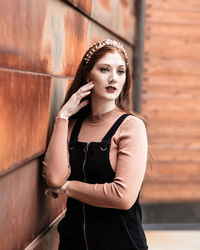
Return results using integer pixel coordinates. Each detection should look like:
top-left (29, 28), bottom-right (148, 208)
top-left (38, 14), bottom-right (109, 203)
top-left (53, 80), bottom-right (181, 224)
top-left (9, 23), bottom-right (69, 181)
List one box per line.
top-left (84, 39), bottom-right (128, 65)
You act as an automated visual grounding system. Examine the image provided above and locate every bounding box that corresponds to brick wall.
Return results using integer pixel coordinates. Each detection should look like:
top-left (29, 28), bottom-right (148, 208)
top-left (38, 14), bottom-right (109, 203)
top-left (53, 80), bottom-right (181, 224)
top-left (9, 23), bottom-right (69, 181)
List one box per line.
top-left (140, 0), bottom-right (200, 224)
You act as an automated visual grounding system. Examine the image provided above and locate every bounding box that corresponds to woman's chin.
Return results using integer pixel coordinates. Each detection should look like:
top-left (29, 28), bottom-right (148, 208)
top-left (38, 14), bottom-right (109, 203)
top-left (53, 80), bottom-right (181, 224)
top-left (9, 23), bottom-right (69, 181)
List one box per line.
top-left (91, 92), bottom-right (119, 102)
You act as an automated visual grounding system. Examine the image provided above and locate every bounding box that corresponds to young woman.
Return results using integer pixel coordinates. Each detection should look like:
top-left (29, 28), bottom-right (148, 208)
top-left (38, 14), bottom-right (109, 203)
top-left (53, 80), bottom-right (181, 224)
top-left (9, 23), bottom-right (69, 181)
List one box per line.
top-left (43, 39), bottom-right (148, 250)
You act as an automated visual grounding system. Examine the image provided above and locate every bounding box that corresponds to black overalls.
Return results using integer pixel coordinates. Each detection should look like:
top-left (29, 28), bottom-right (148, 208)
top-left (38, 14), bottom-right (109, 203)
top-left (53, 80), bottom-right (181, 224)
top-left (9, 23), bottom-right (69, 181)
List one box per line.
top-left (58, 114), bottom-right (148, 250)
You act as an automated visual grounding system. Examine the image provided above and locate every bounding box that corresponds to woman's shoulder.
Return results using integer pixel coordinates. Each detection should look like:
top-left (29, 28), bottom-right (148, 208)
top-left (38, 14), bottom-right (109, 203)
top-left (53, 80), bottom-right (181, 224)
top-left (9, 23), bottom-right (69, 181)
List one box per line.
top-left (121, 112), bottom-right (146, 129)
top-left (115, 106), bottom-right (146, 127)
top-left (114, 113), bottom-right (147, 142)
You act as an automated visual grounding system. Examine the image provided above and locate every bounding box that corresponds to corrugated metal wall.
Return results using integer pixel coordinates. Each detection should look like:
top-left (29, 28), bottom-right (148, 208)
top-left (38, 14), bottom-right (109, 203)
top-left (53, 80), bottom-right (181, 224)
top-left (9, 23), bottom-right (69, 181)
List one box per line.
top-left (0, 0), bottom-right (137, 249)
top-left (141, 0), bottom-right (200, 221)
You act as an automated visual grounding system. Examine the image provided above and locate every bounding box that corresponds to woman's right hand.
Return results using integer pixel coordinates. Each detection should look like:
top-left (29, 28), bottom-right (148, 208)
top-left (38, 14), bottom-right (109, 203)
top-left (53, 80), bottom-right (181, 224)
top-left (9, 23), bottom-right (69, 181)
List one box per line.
top-left (45, 181), bottom-right (69, 199)
top-left (57, 81), bottom-right (94, 119)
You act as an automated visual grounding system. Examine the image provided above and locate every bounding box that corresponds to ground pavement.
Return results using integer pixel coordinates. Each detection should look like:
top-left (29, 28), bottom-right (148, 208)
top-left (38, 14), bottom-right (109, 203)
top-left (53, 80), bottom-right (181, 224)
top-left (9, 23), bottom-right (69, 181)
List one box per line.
top-left (145, 230), bottom-right (200, 250)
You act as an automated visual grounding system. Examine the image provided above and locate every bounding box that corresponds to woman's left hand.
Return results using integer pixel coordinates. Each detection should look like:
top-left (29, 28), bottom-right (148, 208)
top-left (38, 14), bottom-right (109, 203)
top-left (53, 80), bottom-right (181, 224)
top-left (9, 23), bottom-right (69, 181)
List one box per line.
top-left (45, 181), bottom-right (69, 199)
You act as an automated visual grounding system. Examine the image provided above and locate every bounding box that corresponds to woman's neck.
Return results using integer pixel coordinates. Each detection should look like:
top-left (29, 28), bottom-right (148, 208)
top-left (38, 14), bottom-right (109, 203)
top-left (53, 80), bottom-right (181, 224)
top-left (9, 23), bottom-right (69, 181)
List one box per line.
top-left (90, 99), bottom-right (116, 116)
top-left (87, 105), bottom-right (120, 125)
top-left (90, 100), bottom-right (116, 116)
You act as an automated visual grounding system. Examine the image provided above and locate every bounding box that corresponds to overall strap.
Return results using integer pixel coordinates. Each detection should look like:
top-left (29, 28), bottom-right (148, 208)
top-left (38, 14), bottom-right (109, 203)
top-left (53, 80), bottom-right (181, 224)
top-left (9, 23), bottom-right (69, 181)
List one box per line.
top-left (69, 115), bottom-right (85, 146)
top-left (101, 114), bottom-right (132, 147)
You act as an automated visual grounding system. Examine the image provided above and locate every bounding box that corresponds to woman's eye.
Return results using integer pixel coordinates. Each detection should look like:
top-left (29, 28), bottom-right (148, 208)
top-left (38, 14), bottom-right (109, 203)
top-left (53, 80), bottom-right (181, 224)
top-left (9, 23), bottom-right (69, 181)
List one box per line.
top-left (100, 67), bottom-right (109, 72)
top-left (118, 70), bottom-right (125, 74)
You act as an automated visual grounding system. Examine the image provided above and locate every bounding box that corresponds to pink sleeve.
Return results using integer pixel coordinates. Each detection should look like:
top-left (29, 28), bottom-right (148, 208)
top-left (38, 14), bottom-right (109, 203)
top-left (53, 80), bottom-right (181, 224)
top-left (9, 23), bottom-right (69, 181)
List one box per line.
top-left (67, 116), bottom-right (148, 210)
top-left (42, 117), bottom-right (71, 187)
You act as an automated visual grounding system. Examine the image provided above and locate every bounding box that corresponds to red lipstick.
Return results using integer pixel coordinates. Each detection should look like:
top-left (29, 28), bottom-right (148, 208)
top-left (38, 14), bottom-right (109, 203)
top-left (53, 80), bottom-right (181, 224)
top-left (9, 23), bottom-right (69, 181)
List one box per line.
top-left (105, 86), bottom-right (117, 92)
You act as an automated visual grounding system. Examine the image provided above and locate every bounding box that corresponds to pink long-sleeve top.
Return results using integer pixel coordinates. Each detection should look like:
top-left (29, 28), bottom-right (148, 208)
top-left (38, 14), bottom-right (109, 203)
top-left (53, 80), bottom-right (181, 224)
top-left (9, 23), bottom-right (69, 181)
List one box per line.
top-left (42, 106), bottom-right (148, 210)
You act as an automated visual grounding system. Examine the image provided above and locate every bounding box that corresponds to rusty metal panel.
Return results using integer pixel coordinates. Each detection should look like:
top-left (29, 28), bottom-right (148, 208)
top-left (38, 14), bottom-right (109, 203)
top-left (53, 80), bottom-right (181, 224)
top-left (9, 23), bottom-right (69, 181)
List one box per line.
top-left (89, 22), bottom-right (117, 46)
top-left (62, 7), bottom-right (89, 76)
top-left (116, 0), bottom-right (136, 43)
top-left (91, 0), bottom-right (136, 44)
top-left (0, 159), bottom-right (66, 250)
top-left (0, 70), bottom-right (51, 175)
top-left (0, 0), bottom-right (50, 73)
top-left (47, 77), bottom-right (70, 136)
top-left (41, 1), bottom-right (89, 76)
top-left (68, 0), bottom-right (92, 15)
top-left (0, 0), bottom-right (89, 76)
top-left (91, 0), bottom-right (117, 35)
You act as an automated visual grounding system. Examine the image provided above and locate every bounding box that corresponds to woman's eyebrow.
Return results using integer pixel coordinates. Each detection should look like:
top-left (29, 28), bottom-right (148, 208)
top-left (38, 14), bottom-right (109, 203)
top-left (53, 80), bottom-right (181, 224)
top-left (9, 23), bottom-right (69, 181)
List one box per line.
top-left (97, 63), bottom-right (125, 67)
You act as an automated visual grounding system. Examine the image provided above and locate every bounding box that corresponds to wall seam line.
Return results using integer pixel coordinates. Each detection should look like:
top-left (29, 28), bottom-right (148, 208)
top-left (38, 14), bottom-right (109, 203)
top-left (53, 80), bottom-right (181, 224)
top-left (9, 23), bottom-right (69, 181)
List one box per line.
top-left (0, 66), bottom-right (74, 79)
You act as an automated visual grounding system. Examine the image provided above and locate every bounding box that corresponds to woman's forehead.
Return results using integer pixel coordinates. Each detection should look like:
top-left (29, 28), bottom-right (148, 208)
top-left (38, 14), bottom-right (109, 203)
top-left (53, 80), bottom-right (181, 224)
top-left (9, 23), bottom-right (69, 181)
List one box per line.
top-left (96, 52), bottom-right (126, 66)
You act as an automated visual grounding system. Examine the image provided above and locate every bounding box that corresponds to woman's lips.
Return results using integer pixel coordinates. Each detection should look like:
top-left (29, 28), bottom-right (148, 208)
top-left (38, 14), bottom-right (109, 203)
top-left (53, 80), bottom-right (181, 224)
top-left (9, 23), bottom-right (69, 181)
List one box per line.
top-left (105, 86), bottom-right (117, 92)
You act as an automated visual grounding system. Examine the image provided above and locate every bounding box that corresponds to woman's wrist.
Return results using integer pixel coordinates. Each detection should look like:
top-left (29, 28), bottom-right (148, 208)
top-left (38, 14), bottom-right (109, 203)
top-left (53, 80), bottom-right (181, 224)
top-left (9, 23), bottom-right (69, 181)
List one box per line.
top-left (56, 112), bottom-right (69, 120)
top-left (62, 180), bottom-right (71, 196)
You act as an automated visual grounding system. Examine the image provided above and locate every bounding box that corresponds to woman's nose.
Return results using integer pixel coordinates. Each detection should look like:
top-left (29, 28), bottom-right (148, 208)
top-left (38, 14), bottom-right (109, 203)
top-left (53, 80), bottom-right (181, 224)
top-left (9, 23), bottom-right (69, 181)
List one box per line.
top-left (109, 71), bottom-right (117, 83)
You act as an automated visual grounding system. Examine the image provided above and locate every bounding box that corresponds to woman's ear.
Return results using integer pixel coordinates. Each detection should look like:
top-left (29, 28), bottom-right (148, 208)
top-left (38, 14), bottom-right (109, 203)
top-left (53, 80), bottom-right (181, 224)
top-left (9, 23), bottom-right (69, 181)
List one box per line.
top-left (86, 77), bottom-right (90, 83)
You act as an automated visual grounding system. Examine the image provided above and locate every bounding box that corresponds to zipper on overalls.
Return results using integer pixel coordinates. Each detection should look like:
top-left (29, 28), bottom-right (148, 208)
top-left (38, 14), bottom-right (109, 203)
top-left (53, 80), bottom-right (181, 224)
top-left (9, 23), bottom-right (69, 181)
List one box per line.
top-left (82, 143), bottom-right (89, 250)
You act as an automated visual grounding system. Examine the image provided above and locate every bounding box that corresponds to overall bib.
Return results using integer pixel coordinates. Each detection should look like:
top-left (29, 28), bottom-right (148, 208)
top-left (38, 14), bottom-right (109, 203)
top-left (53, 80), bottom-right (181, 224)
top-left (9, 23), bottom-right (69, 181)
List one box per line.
top-left (58, 114), bottom-right (148, 250)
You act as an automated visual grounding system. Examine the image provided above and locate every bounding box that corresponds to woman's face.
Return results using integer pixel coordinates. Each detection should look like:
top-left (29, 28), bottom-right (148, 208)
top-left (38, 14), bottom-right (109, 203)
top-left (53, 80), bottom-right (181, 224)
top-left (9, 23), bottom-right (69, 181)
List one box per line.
top-left (87, 52), bottom-right (126, 102)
